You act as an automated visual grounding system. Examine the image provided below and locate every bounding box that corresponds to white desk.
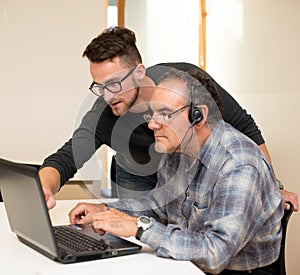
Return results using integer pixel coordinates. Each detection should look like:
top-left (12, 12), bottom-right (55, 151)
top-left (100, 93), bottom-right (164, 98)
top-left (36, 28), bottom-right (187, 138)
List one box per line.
top-left (0, 199), bottom-right (204, 275)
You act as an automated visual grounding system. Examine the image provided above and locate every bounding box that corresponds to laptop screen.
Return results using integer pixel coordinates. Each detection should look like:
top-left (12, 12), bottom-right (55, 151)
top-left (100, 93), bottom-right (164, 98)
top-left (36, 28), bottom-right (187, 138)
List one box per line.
top-left (0, 159), bottom-right (59, 257)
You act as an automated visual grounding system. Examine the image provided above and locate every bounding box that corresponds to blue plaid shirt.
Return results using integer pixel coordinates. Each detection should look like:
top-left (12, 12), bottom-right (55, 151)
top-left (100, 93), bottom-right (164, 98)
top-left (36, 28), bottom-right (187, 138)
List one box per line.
top-left (109, 121), bottom-right (283, 274)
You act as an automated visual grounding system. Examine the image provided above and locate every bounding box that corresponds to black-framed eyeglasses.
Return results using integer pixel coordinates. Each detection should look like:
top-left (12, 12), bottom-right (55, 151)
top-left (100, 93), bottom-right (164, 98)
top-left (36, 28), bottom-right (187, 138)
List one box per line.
top-left (89, 66), bottom-right (137, 97)
top-left (143, 105), bottom-right (189, 124)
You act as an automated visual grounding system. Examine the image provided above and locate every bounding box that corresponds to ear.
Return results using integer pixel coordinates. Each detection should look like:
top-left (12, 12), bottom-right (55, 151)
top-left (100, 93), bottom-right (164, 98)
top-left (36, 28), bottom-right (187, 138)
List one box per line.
top-left (193, 105), bottom-right (208, 128)
top-left (134, 64), bottom-right (146, 80)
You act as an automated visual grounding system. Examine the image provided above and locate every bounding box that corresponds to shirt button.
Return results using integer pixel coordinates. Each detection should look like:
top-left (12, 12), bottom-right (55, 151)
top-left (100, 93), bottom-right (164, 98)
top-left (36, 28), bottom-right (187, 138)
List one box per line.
top-left (186, 191), bottom-right (190, 197)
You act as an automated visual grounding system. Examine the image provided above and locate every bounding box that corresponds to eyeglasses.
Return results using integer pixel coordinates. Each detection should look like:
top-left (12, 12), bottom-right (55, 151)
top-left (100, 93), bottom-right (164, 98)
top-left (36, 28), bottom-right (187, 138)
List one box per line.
top-left (143, 105), bottom-right (189, 124)
top-left (89, 66), bottom-right (137, 97)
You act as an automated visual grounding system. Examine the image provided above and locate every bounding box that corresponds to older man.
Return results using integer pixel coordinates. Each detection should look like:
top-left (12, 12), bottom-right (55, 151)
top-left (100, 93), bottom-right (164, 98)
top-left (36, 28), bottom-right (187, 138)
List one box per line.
top-left (68, 68), bottom-right (283, 274)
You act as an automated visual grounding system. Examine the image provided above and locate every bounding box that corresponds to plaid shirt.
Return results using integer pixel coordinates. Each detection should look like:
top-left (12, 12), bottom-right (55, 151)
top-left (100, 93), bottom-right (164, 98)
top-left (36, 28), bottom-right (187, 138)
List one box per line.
top-left (109, 121), bottom-right (283, 274)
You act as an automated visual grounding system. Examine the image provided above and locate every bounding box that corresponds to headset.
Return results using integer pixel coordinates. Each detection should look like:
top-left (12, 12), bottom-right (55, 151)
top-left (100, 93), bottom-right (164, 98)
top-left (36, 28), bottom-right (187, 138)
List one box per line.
top-left (173, 85), bottom-right (203, 153)
top-left (188, 85), bottom-right (203, 125)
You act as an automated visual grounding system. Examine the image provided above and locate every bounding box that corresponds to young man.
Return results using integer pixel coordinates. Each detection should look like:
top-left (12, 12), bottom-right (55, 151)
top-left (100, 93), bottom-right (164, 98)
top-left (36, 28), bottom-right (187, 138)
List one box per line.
top-left (39, 26), bottom-right (298, 210)
top-left (68, 68), bottom-right (283, 274)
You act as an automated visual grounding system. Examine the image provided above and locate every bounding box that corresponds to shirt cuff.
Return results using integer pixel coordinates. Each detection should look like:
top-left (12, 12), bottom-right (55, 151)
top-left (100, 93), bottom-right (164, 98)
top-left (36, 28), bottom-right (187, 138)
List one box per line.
top-left (139, 220), bottom-right (165, 251)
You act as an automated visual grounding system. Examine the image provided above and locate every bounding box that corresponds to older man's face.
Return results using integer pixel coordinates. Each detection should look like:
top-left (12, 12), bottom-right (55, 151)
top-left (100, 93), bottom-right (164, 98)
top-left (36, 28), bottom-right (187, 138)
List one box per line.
top-left (147, 79), bottom-right (191, 153)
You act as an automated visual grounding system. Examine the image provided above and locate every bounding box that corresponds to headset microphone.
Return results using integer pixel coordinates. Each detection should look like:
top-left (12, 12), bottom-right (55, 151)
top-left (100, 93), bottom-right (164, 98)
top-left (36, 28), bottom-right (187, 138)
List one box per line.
top-left (173, 123), bottom-right (194, 153)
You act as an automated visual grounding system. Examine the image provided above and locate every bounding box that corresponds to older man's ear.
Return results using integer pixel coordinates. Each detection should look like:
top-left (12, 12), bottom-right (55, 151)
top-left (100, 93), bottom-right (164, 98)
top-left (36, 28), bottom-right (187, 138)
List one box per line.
top-left (192, 105), bottom-right (208, 128)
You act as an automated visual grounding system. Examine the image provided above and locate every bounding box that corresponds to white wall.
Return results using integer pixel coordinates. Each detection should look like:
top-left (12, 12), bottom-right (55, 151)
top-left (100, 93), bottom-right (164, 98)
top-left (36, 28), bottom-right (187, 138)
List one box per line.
top-left (0, 0), bottom-right (106, 163)
top-left (0, 0), bottom-right (107, 182)
top-left (207, 1), bottom-right (300, 273)
top-left (125, 0), bottom-right (199, 66)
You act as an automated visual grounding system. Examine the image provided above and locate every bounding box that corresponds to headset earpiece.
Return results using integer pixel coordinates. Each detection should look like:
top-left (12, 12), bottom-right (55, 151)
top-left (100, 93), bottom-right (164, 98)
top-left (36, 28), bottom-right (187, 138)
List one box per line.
top-left (188, 103), bottom-right (203, 125)
top-left (188, 85), bottom-right (203, 125)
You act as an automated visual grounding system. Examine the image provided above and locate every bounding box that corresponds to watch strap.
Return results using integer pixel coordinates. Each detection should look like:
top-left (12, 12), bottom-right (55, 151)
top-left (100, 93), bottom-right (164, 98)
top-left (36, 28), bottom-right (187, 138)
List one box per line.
top-left (135, 226), bottom-right (144, 240)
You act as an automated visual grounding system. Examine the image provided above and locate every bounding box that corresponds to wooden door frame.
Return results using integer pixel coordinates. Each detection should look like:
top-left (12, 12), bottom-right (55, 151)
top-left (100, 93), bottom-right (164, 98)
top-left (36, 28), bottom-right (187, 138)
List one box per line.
top-left (117, 0), bottom-right (125, 27)
top-left (199, 0), bottom-right (207, 69)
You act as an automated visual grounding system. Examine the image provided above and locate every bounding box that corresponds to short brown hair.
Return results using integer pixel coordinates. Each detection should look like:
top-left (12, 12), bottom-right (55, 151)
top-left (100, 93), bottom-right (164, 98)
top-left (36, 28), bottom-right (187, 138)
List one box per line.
top-left (82, 26), bottom-right (142, 67)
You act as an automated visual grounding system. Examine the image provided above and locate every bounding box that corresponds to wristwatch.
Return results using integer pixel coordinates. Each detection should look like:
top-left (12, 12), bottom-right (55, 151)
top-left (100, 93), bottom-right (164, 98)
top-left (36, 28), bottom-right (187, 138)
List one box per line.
top-left (136, 216), bottom-right (153, 240)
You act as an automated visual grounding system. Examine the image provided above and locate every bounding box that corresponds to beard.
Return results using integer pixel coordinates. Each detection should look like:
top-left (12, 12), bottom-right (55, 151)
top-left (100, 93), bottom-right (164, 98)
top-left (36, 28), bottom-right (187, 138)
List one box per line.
top-left (110, 87), bottom-right (139, 116)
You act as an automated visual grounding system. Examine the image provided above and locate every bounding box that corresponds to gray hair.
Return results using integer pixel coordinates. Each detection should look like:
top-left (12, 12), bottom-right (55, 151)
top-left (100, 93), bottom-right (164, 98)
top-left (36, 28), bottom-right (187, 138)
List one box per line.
top-left (157, 67), bottom-right (222, 127)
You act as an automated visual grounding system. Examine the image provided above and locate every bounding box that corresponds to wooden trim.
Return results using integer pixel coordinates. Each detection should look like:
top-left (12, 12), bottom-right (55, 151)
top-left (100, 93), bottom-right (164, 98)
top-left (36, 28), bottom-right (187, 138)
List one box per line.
top-left (105, 0), bottom-right (109, 27)
top-left (199, 0), bottom-right (207, 70)
top-left (117, 0), bottom-right (125, 27)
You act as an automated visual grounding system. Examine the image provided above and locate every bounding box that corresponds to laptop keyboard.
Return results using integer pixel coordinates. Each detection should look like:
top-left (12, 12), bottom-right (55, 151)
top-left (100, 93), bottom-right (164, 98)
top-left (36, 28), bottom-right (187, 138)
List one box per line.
top-left (53, 226), bottom-right (109, 252)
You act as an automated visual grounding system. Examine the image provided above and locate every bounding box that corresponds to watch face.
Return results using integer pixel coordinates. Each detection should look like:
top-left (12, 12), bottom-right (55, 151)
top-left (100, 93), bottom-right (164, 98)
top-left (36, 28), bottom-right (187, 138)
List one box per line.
top-left (140, 216), bottom-right (151, 224)
top-left (137, 216), bottom-right (153, 232)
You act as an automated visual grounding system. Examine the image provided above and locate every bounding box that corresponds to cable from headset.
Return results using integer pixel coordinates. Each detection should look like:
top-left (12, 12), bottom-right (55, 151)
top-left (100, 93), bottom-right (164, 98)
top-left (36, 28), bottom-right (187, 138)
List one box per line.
top-left (173, 123), bottom-right (194, 153)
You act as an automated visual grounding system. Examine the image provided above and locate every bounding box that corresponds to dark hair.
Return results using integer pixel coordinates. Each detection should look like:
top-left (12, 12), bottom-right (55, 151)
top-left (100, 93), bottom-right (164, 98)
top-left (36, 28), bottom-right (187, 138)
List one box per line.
top-left (187, 69), bottom-right (224, 115)
top-left (157, 67), bottom-right (223, 126)
top-left (82, 26), bottom-right (142, 67)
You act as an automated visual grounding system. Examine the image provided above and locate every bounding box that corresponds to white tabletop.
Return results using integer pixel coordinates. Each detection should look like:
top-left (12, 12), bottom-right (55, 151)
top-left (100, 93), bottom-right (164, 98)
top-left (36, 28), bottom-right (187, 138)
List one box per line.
top-left (0, 199), bottom-right (204, 275)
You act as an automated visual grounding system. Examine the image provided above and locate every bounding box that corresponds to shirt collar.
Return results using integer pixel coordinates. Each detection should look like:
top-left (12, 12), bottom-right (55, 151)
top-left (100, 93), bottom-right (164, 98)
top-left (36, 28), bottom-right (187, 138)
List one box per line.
top-left (197, 121), bottom-right (225, 169)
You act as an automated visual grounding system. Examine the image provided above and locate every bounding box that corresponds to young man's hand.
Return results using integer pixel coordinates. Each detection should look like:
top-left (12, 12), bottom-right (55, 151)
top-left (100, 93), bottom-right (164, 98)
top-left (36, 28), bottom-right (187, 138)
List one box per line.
top-left (42, 187), bottom-right (56, 209)
top-left (39, 167), bottom-right (61, 210)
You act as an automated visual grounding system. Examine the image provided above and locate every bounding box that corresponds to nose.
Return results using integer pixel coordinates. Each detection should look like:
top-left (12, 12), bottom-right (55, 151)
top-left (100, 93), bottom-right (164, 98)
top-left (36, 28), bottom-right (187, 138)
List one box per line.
top-left (148, 118), bottom-right (162, 130)
top-left (103, 89), bottom-right (115, 103)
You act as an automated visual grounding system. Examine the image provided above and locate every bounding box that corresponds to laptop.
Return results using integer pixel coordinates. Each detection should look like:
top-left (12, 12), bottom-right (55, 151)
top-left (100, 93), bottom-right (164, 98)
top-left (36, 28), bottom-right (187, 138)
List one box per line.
top-left (0, 158), bottom-right (141, 263)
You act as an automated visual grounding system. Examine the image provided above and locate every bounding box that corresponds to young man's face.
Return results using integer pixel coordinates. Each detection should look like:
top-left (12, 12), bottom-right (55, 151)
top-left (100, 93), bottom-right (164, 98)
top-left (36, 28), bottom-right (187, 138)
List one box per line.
top-left (89, 57), bottom-right (138, 116)
top-left (148, 79), bottom-right (191, 153)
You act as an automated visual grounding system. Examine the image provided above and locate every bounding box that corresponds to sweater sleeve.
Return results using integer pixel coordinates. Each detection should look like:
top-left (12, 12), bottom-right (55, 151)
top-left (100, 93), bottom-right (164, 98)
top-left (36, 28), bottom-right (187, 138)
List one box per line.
top-left (41, 138), bottom-right (78, 187)
top-left (216, 82), bottom-right (265, 145)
